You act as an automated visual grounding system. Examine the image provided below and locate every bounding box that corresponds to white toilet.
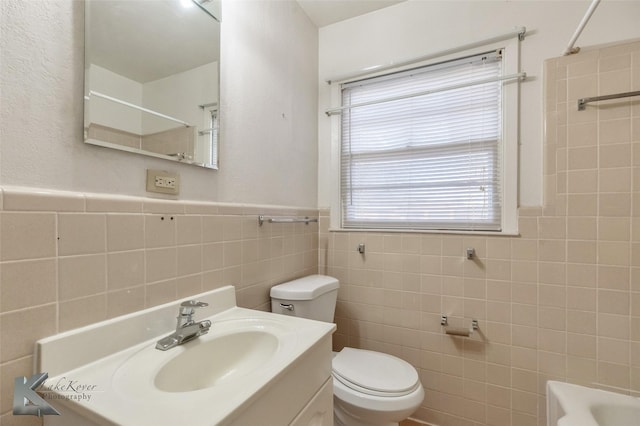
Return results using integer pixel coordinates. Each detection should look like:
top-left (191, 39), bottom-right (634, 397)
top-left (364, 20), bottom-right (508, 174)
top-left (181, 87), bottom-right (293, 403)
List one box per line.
top-left (270, 275), bottom-right (424, 426)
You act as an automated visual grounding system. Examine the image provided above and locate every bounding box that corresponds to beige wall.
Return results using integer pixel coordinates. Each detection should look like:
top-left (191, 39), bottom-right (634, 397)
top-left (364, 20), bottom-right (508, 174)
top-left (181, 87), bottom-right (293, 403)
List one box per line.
top-left (320, 39), bottom-right (640, 426)
top-left (0, 188), bottom-right (318, 424)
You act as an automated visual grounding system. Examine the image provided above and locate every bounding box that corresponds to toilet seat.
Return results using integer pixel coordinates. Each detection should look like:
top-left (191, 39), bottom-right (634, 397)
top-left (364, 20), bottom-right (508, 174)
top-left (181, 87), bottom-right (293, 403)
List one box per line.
top-left (332, 348), bottom-right (420, 397)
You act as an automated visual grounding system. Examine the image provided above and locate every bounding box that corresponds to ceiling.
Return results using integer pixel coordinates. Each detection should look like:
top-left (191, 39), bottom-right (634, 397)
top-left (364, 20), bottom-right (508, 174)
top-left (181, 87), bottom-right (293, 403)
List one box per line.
top-left (296, 0), bottom-right (406, 27)
top-left (86, 0), bottom-right (403, 84)
top-left (87, 0), bottom-right (220, 83)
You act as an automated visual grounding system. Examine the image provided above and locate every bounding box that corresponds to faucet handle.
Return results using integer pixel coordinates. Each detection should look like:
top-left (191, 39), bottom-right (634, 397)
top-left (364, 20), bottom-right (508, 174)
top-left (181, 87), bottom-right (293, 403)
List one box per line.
top-left (179, 300), bottom-right (208, 315)
top-left (180, 300), bottom-right (208, 308)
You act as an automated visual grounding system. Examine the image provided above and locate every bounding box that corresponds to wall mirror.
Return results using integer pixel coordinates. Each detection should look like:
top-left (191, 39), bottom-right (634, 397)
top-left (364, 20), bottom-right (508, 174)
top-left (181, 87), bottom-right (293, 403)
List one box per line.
top-left (84, 0), bottom-right (221, 169)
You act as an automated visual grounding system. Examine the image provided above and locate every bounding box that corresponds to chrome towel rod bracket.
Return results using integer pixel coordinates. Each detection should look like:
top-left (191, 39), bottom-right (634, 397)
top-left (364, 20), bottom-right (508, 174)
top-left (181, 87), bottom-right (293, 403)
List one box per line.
top-left (258, 215), bottom-right (318, 226)
top-left (578, 90), bottom-right (640, 111)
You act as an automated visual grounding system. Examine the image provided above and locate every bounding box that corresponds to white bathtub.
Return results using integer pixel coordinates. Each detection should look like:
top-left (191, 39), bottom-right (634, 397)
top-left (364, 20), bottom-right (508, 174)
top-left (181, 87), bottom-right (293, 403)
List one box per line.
top-left (547, 381), bottom-right (640, 426)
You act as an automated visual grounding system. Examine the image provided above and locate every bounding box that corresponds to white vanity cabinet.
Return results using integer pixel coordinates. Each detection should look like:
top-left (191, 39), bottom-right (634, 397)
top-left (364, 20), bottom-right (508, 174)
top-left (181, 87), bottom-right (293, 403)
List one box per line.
top-left (225, 334), bottom-right (333, 426)
top-left (36, 286), bottom-right (336, 426)
top-left (290, 378), bottom-right (334, 426)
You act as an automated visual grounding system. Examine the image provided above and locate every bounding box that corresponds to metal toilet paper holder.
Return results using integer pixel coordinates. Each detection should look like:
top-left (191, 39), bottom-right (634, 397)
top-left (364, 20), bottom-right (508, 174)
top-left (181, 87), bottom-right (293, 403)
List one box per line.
top-left (440, 315), bottom-right (479, 337)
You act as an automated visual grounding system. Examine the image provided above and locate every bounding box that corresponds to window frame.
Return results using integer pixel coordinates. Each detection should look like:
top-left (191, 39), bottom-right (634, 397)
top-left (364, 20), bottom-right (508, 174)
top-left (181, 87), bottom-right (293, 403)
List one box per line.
top-left (328, 38), bottom-right (520, 235)
top-left (200, 105), bottom-right (219, 169)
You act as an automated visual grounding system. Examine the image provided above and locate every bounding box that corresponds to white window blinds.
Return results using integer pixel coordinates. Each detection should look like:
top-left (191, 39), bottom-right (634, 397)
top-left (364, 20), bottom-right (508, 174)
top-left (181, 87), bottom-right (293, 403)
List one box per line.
top-left (340, 52), bottom-right (503, 231)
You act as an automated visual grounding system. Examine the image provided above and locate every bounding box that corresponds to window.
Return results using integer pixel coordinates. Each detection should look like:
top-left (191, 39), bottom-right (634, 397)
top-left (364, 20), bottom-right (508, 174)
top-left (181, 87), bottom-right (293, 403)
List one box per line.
top-left (199, 105), bottom-right (218, 168)
top-left (339, 50), bottom-right (517, 232)
top-left (208, 108), bottom-right (219, 167)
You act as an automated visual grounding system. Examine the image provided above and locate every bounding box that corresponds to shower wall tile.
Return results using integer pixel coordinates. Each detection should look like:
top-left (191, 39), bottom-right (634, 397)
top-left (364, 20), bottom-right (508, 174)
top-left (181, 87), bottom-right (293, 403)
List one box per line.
top-left (567, 146), bottom-right (597, 170)
top-left (567, 122), bottom-right (597, 146)
top-left (567, 74), bottom-right (597, 101)
top-left (600, 167), bottom-right (631, 193)
top-left (599, 54), bottom-right (630, 73)
top-left (600, 69), bottom-right (631, 97)
top-left (567, 59), bottom-right (597, 78)
top-left (600, 118), bottom-right (632, 144)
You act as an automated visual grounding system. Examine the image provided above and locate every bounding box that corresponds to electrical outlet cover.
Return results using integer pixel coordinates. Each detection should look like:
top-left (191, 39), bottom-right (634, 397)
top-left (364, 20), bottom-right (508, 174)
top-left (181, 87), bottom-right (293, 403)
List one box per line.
top-left (146, 169), bottom-right (179, 195)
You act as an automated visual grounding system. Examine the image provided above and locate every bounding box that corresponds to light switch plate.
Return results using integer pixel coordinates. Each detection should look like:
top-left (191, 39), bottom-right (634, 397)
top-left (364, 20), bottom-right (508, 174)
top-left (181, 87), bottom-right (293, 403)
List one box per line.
top-left (146, 169), bottom-right (180, 195)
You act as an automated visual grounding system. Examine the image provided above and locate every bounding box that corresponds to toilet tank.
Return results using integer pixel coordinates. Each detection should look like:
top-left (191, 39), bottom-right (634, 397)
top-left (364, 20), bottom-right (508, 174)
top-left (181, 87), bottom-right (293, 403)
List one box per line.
top-left (270, 275), bottom-right (339, 323)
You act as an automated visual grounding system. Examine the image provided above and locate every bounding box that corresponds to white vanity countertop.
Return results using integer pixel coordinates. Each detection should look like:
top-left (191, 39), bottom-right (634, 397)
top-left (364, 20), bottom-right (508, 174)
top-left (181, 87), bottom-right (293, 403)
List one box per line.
top-left (35, 286), bottom-right (335, 426)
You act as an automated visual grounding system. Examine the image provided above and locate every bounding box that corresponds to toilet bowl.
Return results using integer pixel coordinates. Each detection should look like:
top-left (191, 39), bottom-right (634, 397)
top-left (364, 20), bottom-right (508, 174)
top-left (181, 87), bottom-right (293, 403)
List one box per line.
top-left (332, 347), bottom-right (425, 426)
top-left (270, 275), bottom-right (424, 426)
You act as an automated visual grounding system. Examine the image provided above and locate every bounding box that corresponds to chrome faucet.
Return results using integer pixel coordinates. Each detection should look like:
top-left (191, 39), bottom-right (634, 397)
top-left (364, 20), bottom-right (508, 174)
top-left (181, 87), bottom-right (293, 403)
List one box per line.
top-left (155, 300), bottom-right (212, 351)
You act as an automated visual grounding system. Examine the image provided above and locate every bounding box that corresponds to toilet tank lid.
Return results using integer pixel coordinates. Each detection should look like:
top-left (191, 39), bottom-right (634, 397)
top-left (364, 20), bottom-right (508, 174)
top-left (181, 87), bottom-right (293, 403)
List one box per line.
top-left (270, 275), bottom-right (339, 300)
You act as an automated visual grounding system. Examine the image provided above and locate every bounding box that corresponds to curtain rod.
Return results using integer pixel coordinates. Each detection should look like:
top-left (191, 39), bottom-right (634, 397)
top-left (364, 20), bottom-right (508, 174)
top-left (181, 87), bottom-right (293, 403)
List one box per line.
top-left (325, 72), bottom-right (526, 116)
top-left (325, 26), bottom-right (526, 85)
top-left (563, 0), bottom-right (601, 55)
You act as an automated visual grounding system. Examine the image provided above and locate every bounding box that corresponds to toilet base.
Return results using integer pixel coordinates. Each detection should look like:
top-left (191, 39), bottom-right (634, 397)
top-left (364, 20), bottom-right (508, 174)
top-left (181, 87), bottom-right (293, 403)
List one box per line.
top-left (333, 397), bottom-right (399, 426)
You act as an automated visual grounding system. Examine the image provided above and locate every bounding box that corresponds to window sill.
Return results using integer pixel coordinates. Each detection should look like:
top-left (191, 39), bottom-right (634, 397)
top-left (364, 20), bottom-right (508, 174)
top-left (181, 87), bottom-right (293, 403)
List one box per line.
top-left (327, 227), bottom-right (519, 237)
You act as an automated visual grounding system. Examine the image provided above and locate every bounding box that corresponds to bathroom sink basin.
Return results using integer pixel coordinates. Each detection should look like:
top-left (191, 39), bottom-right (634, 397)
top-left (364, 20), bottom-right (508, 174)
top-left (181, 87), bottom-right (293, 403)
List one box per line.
top-left (111, 317), bottom-right (298, 399)
top-left (154, 330), bottom-right (278, 392)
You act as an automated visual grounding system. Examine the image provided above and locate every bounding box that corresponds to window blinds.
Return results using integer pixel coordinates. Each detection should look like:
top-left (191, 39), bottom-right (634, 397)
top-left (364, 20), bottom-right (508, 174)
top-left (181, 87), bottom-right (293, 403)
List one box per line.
top-left (340, 52), bottom-right (503, 231)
